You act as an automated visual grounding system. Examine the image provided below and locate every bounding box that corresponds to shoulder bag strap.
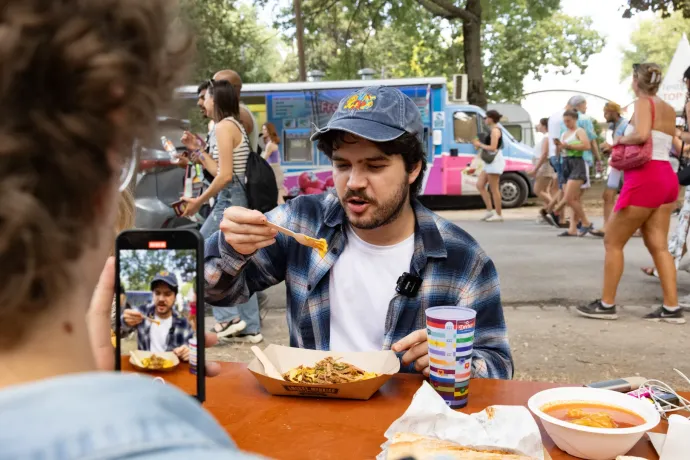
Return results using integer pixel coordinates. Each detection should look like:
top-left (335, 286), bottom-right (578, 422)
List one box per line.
top-left (648, 97), bottom-right (656, 125)
top-left (223, 116), bottom-right (253, 153)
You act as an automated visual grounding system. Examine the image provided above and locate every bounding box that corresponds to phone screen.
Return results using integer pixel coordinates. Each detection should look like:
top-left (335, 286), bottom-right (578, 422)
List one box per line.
top-left (115, 229), bottom-right (205, 402)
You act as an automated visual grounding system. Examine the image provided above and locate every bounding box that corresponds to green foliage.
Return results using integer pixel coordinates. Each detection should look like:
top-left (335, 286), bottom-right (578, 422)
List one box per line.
top-left (187, 0), bottom-right (603, 104)
top-left (120, 250), bottom-right (197, 292)
top-left (483, 9), bottom-right (603, 102)
top-left (180, 0), bottom-right (290, 82)
top-left (623, 0), bottom-right (690, 18)
top-left (621, 11), bottom-right (689, 80)
top-left (271, 0), bottom-right (602, 103)
top-left (273, 0), bottom-right (451, 80)
top-left (480, 0), bottom-right (561, 21)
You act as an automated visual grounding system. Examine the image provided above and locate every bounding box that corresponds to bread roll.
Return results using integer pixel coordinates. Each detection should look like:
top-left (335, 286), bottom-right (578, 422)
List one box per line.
top-left (386, 433), bottom-right (537, 460)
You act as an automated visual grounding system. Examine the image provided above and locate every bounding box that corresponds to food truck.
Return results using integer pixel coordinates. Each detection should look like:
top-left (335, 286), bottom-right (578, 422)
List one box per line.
top-left (177, 77), bottom-right (536, 208)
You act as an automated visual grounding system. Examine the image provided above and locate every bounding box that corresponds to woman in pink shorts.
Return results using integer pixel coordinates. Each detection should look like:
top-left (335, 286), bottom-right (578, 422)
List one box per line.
top-left (578, 63), bottom-right (684, 324)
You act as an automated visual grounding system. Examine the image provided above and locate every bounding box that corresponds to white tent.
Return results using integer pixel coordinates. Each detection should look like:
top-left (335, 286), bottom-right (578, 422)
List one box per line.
top-left (660, 34), bottom-right (690, 113)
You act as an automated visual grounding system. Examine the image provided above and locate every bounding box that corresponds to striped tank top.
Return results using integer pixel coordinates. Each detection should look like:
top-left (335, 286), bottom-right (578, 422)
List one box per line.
top-left (208, 116), bottom-right (250, 177)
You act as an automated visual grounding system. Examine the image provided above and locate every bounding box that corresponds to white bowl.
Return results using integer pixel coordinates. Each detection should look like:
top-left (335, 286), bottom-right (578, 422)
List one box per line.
top-left (527, 387), bottom-right (660, 460)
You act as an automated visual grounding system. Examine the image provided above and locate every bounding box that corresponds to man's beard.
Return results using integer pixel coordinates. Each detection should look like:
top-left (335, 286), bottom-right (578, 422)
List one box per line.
top-left (156, 303), bottom-right (172, 316)
top-left (341, 175), bottom-right (410, 230)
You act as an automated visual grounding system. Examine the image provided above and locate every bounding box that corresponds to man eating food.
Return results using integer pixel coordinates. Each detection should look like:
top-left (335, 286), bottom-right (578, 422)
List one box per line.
top-left (205, 86), bottom-right (513, 379)
top-left (122, 271), bottom-right (194, 361)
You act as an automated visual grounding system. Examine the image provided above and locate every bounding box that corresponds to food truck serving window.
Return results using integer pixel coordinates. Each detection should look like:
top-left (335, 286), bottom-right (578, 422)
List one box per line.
top-left (283, 129), bottom-right (312, 162)
top-left (453, 112), bottom-right (479, 143)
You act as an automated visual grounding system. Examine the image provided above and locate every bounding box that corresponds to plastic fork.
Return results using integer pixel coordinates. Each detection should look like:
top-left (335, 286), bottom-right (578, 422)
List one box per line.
top-left (266, 221), bottom-right (328, 257)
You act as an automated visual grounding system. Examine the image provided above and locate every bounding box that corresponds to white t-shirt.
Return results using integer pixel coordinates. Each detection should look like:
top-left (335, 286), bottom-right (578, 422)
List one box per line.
top-left (150, 315), bottom-right (173, 353)
top-left (547, 111), bottom-right (564, 158)
top-left (329, 226), bottom-right (415, 352)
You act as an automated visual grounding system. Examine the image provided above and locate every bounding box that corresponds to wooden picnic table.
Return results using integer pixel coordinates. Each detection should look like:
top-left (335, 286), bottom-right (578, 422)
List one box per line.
top-left (121, 358), bottom-right (670, 459)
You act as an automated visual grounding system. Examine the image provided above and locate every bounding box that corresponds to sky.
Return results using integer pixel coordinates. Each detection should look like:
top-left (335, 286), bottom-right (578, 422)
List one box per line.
top-left (256, 1), bottom-right (656, 123)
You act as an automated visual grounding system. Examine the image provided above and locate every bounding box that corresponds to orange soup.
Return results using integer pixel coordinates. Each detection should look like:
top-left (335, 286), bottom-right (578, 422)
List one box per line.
top-left (541, 402), bottom-right (645, 429)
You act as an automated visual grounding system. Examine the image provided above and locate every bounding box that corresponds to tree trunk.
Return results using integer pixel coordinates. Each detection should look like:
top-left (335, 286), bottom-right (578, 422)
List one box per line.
top-left (294, 0), bottom-right (307, 81)
top-left (462, 0), bottom-right (486, 108)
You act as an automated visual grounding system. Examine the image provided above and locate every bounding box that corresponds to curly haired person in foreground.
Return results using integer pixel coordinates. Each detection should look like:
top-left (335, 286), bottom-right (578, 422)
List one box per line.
top-left (0, 1), bottom-right (258, 458)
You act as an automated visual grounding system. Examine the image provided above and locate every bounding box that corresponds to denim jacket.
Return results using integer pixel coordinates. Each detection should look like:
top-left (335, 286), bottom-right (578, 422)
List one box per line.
top-left (0, 372), bottom-right (261, 460)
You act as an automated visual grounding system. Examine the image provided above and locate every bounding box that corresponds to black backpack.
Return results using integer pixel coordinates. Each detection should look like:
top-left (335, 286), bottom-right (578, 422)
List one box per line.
top-left (241, 149), bottom-right (278, 213)
top-left (227, 117), bottom-right (279, 213)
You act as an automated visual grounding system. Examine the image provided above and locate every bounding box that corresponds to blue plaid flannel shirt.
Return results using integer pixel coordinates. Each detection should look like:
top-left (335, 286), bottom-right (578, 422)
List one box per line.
top-left (121, 304), bottom-right (194, 352)
top-left (205, 192), bottom-right (513, 379)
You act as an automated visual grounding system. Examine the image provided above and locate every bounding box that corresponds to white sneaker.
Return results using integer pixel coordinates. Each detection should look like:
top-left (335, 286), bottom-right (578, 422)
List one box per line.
top-left (215, 319), bottom-right (247, 338)
top-left (227, 333), bottom-right (264, 344)
top-left (486, 214), bottom-right (504, 222)
top-left (679, 294), bottom-right (690, 310)
top-left (480, 211), bottom-right (495, 221)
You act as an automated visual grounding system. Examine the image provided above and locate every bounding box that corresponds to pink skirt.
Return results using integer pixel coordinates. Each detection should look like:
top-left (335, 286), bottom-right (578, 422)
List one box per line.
top-left (615, 160), bottom-right (678, 212)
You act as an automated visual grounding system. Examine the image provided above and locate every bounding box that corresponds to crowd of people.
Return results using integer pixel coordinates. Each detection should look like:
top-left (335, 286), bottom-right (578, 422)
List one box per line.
top-left (527, 95), bottom-right (604, 237)
top-left (175, 69), bottom-right (291, 345)
top-left (524, 64), bottom-right (690, 324)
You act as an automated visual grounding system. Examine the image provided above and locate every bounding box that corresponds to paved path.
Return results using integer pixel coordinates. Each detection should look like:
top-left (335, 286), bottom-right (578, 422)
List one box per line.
top-left (450, 210), bottom-right (688, 306)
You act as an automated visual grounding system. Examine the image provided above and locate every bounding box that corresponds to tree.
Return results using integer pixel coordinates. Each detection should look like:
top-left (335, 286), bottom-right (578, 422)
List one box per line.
top-left (411, 0), bottom-right (562, 107)
top-left (271, 0), bottom-right (448, 81)
top-left (271, 0), bottom-right (602, 104)
top-left (621, 11), bottom-right (689, 79)
top-left (120, 250), bottom-right (197, 292)
top-left (484, 9), bottom-right (603, 102)
top-left (623, 0), bottom-right (690, 18)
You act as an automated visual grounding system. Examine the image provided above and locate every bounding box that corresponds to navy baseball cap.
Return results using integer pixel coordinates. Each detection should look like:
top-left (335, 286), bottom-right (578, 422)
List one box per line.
top-left (150, 271), bottom-right (178, 292)
top-left (311, 86), bottom-right (424, 144)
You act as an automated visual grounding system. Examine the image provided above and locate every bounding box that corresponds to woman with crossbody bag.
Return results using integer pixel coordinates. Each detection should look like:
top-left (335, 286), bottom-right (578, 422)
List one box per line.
top-left (641, 66), bottom-right (690, 309)
top-left (472, 110), bottom-right (505, 222)
top-left (578, 63), bottom-right (683, 324)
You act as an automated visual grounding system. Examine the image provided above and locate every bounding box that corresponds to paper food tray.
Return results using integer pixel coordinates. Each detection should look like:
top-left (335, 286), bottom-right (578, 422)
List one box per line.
top-left (247, 344), bottom-right (400, 400)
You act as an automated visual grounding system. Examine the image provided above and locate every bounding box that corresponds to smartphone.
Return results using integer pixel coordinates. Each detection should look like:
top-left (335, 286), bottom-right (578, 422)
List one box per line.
top-left (586, 377), bottom-right (647, 392)
top-left (171, 200), bottom-right (188, 217)
top-left (115, 229), bottom-right (205, 402)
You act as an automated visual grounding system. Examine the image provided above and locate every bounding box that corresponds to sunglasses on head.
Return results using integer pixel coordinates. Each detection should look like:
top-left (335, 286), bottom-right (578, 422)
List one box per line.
top-left (633, 63), bottom-right (640, 73)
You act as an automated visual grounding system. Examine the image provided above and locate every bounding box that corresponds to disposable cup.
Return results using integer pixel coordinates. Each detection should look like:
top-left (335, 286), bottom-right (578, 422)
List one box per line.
top-left (425, 306), bottom-right (477, 408)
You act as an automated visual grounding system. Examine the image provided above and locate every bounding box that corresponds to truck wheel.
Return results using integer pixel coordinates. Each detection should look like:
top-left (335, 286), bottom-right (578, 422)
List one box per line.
top-left (500, 173), bottom-right (529, 209)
